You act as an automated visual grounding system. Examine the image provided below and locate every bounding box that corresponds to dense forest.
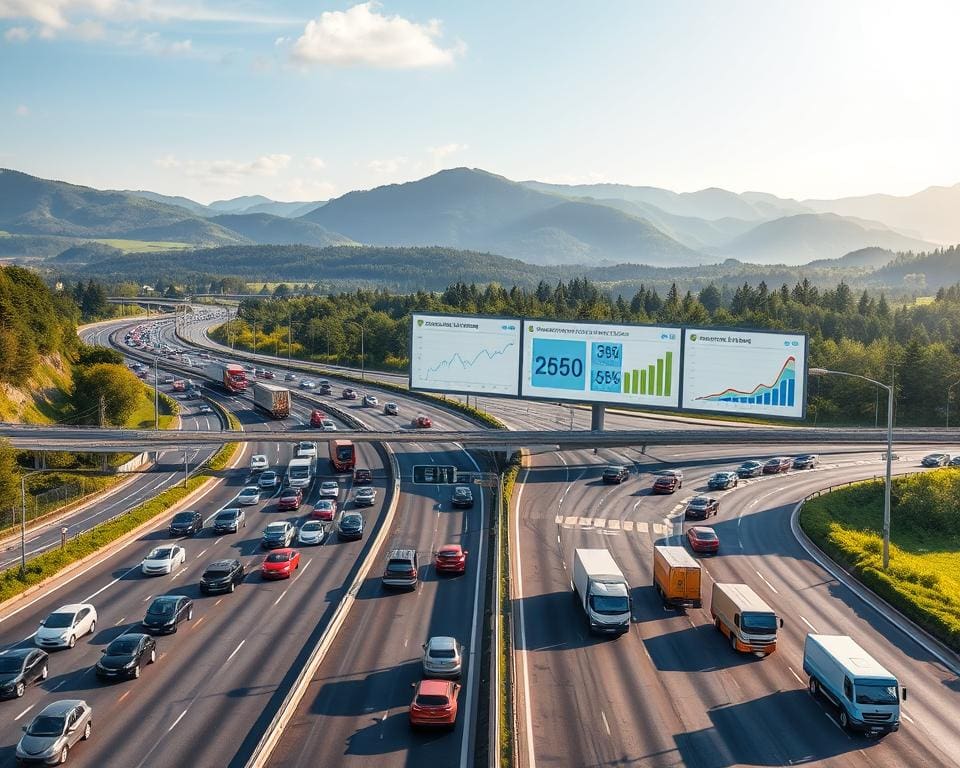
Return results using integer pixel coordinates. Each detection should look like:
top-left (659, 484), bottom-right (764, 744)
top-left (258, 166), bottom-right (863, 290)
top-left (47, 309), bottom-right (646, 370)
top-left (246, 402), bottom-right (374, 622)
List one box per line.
top-left (212, 277), bottom-right (960, 426)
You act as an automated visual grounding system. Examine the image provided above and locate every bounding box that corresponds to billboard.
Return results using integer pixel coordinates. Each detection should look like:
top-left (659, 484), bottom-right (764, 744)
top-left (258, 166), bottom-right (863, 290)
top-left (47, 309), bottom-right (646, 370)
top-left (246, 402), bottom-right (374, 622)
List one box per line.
top-left (520, 320), bottom-right (682, 408)
top-left (680, 328), bottom-right (807, 419)
top-left (409, 313), bottom-right (521, 397)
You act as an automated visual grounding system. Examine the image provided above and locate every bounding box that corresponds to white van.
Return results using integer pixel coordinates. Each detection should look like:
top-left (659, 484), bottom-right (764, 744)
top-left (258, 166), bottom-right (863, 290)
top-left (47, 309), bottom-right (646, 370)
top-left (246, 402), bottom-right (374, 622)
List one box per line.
top-left (286, 457), bottom-right (313, 489)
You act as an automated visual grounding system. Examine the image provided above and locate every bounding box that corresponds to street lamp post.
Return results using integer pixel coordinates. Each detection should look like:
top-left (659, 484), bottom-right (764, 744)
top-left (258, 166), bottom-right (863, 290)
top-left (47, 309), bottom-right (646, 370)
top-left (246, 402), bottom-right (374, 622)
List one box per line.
top-left (154, 357), bottom-right (160, 431)
top-left (946, 379), bottom-right (960, 428)
top-left (344, 320), bottom-right (366, 380)
top-left (809, 367), bottom-right (894, 569)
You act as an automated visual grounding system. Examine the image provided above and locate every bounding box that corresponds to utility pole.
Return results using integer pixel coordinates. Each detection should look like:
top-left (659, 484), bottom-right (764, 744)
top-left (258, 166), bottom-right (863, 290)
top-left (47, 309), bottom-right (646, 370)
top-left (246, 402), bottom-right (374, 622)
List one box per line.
top-left (98, 395), bottom-right (106, 428)
top-left (154, 358), bottom-right (160, 430)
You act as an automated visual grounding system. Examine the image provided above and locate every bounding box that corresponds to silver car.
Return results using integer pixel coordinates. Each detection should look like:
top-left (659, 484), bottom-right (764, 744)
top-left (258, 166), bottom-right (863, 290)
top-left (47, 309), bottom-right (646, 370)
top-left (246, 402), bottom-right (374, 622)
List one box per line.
top-left (16, 699), bottom-right (92, 765)
top-left (422, 636), bottom-right (463, 678)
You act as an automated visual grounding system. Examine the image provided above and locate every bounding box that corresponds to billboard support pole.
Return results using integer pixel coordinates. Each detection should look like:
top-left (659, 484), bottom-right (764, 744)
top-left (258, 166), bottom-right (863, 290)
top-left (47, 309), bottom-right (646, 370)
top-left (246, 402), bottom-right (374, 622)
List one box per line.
top-left (591, 404), bottom-right (605, 431)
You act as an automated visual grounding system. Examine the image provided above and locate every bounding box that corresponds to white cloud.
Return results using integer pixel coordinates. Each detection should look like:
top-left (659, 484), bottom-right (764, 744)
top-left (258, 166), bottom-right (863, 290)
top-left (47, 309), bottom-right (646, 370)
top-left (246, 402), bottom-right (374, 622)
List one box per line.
top-left (283, 177), bottom-right (336, 200)
top-left (306, 156), bottom-right (326, 171)
top-left (367, 156), bottom-right (407, 174)
top-left (427, 142), bottom-right (468, 167)
top-left (155, 153), bottom-right (292, 185)
top-left (136, 31), bottom-right (191, 55)
top-left (4, 25), bottom-right (30, 40)
top-left (291, 2), bottom-right (464, 69)
top-left (14, 104), bottom-right (29, 117)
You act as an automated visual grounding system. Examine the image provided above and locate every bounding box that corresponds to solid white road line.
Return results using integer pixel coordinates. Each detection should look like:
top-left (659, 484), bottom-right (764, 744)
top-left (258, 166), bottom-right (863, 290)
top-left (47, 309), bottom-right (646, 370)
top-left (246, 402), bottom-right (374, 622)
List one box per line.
top-left (755, 570), bottom-right (779, 594)
top-left (167, 708), bottom-right (189, 732)
top-left (226, 639), bottom-right (246, 663)
top-left (14, 705), bottom-right (34, 721)
top-left (799, 615), bottom-right (818, 632)
top-left (513, 466), bottom-right (537, 768)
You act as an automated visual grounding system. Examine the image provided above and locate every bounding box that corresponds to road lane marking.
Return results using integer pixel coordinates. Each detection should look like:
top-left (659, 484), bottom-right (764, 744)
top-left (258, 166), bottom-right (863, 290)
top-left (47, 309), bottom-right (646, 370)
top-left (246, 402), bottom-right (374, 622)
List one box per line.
top-left (118, 690), bottom-right (131, 704)
top-left (901, 711), bottom-right (914, 724)
top-left (14, 705), bottom-right (34, 721)
top-left (622, 521), bottom-right (634, 531)
top-left (578, 517), bottom-right (591, 527)
top-left (226, 639), bottom-right (245, 663)
top-left (168, 708), bottom-right (189, 732)
top-left (196, 548), bottom-right (208, 558)
top-left (607, 519), bottom-right (621, 530)
top-left (636, 521), bottom-right (648, 533)
top-left (755, 570), bottom-right (779, 594)
top-left (564, 516), bottom-right (578, 526)
top-left (115, 617), bottom-right (126, 625)
top-left (193, 617), bottom-right (205, 629)
top-left (788, 666), bottom-right (804, 685)
top-left (593, 518), bottom-right (606, 528)
top-left (799, 615), bottom-right (817, 632)
top-left (274, 589), bottom-right (288, 606)
top-left (513, 467), bottom-right (537, 768)
top-left (601, 710), bottom-right (611, 736)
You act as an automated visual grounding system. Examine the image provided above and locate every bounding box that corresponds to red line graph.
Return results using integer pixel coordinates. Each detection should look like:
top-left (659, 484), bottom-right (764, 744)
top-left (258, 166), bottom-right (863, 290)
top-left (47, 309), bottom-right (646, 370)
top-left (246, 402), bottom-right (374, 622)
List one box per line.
top-left (697, 356), bottom-right (796, 400)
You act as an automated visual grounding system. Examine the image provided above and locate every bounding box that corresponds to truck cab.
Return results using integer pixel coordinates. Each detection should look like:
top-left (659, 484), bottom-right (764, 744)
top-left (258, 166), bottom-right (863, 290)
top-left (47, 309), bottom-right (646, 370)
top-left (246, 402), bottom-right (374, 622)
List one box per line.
top-left (573, 548), bottom-right (632, 635)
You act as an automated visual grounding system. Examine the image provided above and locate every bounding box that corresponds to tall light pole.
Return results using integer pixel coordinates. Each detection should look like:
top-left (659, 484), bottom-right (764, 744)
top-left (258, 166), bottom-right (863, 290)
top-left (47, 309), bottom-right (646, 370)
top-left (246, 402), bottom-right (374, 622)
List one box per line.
top-left (344, 320), bottom-right (366, 380)
top-left (809, 367), bottom-right (894, 569)
top-left (947, 378), bottom-right (960, 428)
top-left (153, 357), bottom-right (160, 431)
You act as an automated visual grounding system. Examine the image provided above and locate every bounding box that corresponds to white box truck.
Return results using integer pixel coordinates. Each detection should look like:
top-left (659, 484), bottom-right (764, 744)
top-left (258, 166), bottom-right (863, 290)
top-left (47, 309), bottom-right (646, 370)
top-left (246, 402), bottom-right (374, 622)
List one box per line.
top-left (803, 634), bottom-right (906, 736)
top-left (252, 382), bottom-right (291, 419)
top-left (710, 582), bottom-right (783, 656)
top-left (572, 548), bottom-right (632, 635)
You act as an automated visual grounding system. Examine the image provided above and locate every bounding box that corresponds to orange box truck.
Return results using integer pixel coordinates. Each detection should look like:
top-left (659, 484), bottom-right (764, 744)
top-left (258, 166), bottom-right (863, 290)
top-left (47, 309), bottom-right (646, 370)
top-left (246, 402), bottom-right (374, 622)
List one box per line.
top-left (653, 545), bottom-right (701, 608)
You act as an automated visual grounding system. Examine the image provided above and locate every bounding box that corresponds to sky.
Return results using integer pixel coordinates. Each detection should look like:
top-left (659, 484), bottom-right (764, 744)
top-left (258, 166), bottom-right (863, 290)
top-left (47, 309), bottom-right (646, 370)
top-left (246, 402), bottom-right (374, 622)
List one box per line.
top-left (1, 0), bottom-right (958, 204)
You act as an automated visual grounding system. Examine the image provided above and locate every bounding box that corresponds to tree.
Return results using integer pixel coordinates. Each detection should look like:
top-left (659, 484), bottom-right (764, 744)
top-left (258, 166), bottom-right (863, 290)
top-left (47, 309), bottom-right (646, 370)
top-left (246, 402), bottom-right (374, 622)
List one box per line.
top-left (72, 363), bottom-right (143, 426)
top-left (0, 438), bottom-right (17, 516)
top-left (698, 284), bottom-right (722, 314)
top-left (75, 343), bottom-right (123, 366)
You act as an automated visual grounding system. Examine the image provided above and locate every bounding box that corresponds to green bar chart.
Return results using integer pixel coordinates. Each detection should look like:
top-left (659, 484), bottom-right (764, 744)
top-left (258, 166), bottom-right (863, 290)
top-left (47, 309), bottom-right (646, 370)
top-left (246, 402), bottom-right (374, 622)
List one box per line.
top-left (622, 351), bottom-right (673, 396)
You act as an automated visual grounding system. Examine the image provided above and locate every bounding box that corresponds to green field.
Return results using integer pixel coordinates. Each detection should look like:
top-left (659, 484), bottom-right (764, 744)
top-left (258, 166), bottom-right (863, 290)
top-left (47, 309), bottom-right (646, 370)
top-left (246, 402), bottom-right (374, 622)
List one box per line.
top-left (800, 471), bottom-right (960, 651)
top-left (91, 238), bottom-right (192, 253)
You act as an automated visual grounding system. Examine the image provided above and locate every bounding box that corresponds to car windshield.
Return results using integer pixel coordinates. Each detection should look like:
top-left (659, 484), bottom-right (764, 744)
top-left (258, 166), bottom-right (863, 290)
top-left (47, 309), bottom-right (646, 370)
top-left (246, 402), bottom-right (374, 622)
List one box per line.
top-left (148, 601), bottom-right (176, 616)
top-left (265, 526), bottom-right (286, 536)
top-left (690, 499), bottom-right (707, 507)
top-left (216, 511), bottom-right (238, 521)
top-left (265, 552), bottom-right (291, 563)
top-left (172, 513), bottom-right (194, 523)
top-left (0, 657), bottom-right (25, 672)
top-left (342, 516), bottom-right (361, 526)
top-left (429, 648), bottom-right (457, 659)
top-left (241, 488), bottom-right (258, 495)
top-left (43, 612), bottom-right (74, 629)
top-left (855, 681), bottom-right (899, 705)
top-left (590, 595), bottom-right (630, 615)
top-left (302, 522), bottom-right (322, 531)
top-left (107, 638), bottom-right (139, 654)
top-left (740, 612), bottom-right (779, 633)
top-left (262, 472), bottom-right (276, 480)
top-left (149, 548), bottom-right (174, 560)
top-left (336, 446), bottom-right (353, 460)
top-left (415, 694), bottom-right (448, 707)
top-left (322, 483), bottom-right (337, 489)
top-left (386, 560), bottom-right (412, 572)
top-left (27, 715), bottom-right (65, 737)
top-left (289, 468), bottom-right (309, 479)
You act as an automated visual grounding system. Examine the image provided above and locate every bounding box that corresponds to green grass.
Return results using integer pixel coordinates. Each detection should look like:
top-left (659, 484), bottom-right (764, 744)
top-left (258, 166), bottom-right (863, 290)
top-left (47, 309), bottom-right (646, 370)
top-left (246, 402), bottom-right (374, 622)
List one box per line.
top-left (125, 389), bottom-right (176, 430)
top-left (92, 238), bottom-right (192, 253)
top-left (799, 470), bottom-right (960, 651)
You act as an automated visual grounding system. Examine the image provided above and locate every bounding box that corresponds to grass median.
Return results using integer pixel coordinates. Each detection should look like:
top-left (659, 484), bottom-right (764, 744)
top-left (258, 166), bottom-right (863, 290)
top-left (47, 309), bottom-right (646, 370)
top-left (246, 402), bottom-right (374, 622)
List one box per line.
top-left (799, 469), bottom-right (960, 652)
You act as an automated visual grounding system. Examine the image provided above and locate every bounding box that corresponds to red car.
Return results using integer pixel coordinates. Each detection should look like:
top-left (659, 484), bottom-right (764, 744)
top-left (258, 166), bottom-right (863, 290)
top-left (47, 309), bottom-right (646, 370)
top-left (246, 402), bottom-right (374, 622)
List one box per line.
top-left (311, 499), bottom-right (337, 521)
top-left (652, 471), bottom-right (682, 494)
top-left (278, 487), bottom-right (303, 510)
top-left (310, 410), bottom-right (327, 427)
top-left (435, 544), bottom-right (468, 575)
top-left (686, 526), bottom-right (720, 554)
top-left (412, 414), bottom-right (432, 429)
top-left (409, 679), bottom-right (461, 729)
top-left (261, 548), bottom-right (301, 579)
top-left (763, 457), bottom-right (793, 474)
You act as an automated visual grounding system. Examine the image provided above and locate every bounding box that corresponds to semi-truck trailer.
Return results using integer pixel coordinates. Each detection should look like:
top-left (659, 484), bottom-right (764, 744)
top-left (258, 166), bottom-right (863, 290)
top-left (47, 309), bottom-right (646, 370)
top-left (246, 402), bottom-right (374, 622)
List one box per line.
top-left (252, 382), bottom-right (290, 419)
top-left (710, 582), bottom-right (783, 655)
top-left (217, 363), bottom-right (248, 394)
top-left (572, 548), bottom-right (632, 635)
top-left (653, 545), bottom-right (701, 607)
top-left (803, 634), bottom-right (906, 736)
top-left (329, 439), bottom-right (356, 473)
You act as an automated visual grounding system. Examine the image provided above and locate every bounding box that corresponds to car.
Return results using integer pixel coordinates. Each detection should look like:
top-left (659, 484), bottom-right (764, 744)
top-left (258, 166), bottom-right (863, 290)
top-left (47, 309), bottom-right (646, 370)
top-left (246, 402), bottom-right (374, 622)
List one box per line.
top-left (602, 465), bottom-right (630, 484)
top-left (168, 510), bottom-right (202, 537)
top-left (236, 486), bottom-right (261, 506)
top-left (262, 521), bottom-right (297, 549)
top-left (258, 470), bottom-right (280, 489)
top-left (435, 544), bottom-right (467, 575)
top-left (707, 471), bottom-right (739, 490)
top-left (16, 699), bottom-right (93, 765)
top-left (652, 470), bottom-right (683, 494)
top-left (337, 512), bottom-right (365, 540)
top-left (141, 545), bottom-right (186, 575)
top-left (341, 388), bottom-right (358, 400)
top-left (261, 548), bottom-right (301, 579)
top-left (278, 487), bottom-right (303, 511)
top-left (311, 499), bottom-right (337, 521)
top-left (793, 454), bottom-right (819, 469)
top-left (263, 370), bottom-right (276, 380)
top-left (949, 456), bottom-right (960, 467)
top-left (318, 381), bottom-right (332, 395)
top-left (243, 364), bottom-right (255, 373)
top-left (422, 636), bottom-right (463, 678)
top-left (362, 394), bottom-right (379, 407)
top-left (296, 441), bottom-right (317, 458)
top-left (412, 414), bottom-right (433, 429)
top-left (922, 452), bottom-right (951, 467)
top-left (320, 419), bottom-right (337, 431)
top-left (319, 480), bottom-right (340, 498)
top-left (382, 548), bottom-right (418, 589)
top-left (451, 486), bottom-right (474, 508)
top-left (0, 648), bottom-right (49, 698)
top-left (35, 604), bottom-right (97, 650)
top-left (250, 454), bottom-right (269, 471)
top-left (353, 487), bottom-right (377, 507)
top-left (213, 507), bottom-right (247, 533)
top-left (383, 402), bottom-right (399, 416)
top-left (141, 595), bottom-right (193, 634)
top-left (409, 679), bottom-right (460, 730)
top-left (161, 374), bottom-right (175, 385)
top-left (763, 457), bottom-right (793, 474)
top-left (255, 368), bottom-right (267, 378)
top-left (685, 496), bottom-right (719, 520)
top-left (284, 372), bottom-right (298, 381)
top-left (298, 520), bottom-right (327, 546)
top-left (736, 460), bottom-right (764, 478)
top-left (310, 409), bottom-right (327, 427)
top-left (200, 559), bottom-right (245, 594)
top-left (198, 405), bottom-right (213, 415)
top-left (95, 633), bottom-right (157, 681)
top-left (353, 467), bottom-right (373, 484)
top-left (686, 525), bottom-right (720, 554)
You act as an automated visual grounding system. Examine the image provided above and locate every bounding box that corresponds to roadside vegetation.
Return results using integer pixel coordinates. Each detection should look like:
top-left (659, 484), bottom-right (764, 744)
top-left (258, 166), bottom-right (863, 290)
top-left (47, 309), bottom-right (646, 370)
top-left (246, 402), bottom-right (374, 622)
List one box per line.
top-left (799, 470), bottom-right (960, 652)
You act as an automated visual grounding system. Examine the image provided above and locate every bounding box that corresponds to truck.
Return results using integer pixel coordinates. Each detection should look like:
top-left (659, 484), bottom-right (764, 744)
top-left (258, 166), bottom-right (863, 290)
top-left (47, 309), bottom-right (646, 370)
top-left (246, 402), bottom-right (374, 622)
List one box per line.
top-left (653, 545), bottom-right (701, 607)
top-left (251, 382), bottom-right (290, 419)
top-left (286, 457), bottom-right (314, 489)
top-left (329, 439), bottom-right (356, 473)
top-left (216, 363), bottom-right (248, 394)
top-left (803, 634), bottom-right (906, 736)
top-left (572, 548), bottom-right (632, 635)
top-left (710, 582), bottom-right (783, 655)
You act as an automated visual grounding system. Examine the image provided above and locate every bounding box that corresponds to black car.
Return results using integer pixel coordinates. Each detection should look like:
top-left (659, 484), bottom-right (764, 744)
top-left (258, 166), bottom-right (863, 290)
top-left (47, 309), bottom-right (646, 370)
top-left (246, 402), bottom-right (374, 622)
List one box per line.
top-left (736, 461), bottom-right (763, 478)
top-left (353, 468), bottom-right (373, 484)
top-left (793, 454), bottom-right (819, 469)
top-left (451, 486), bottom-right (474, 508)
top-left (337, 513), bottom-right (365, 541)
top-left (318, 382), bottom-right (332, 395)
top-left (707, 472), bottom-right (738, 490)
top-left (169, 510), bottom-right (202, 537)
top-left (213, 508), bottom-right (245, 534)
top-left (200, 559), bottom-right (245, 594)
top-left (685, 496), bottom-right (719, 520)
top-left (142, 595), bottom-right (193, 634)
top-left (0, 648), bottom-right (48, 698)
top-left (602, 466), bottom-right (629, 484)
top-left (921, 453), bottom-right (950, 467)
top-left (96, 633), bottom-right (156, 680)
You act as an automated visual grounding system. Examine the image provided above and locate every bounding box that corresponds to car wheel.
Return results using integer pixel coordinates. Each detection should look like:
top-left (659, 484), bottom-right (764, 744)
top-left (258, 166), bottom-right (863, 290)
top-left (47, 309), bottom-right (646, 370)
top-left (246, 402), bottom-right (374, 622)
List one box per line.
top-left (59, 746), bottom-right (68, 763)
top-left (88, 620), bottom-right (96, 635)
top-left (68, 634), bottom-right (76, 649)
top-left (133, 664), bottom-right (141, 679)
top-left (229, 581), bottom-right (235, 593)
top-left (40, 664), bottom-right (48, 681)
top-left (82, 721), bottom-right (91, 740)
top-left (187, 608), bottom-right (194, 621)
top-left (839, 710), bottom-right (849, 730)
top-left (150, 649), bottom-right (156, 664)
top-left (809, 677), bottom-right (819, 697)
top-left (730, 632), bottom-right (738, 652)
top-left (15, 681), bottom-right (24, 697)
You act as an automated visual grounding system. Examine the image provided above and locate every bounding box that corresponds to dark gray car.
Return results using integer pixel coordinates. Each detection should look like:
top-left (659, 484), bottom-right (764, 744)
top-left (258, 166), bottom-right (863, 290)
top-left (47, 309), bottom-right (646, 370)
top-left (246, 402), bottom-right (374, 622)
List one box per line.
top-left (17, 699), bottom-right (92, 765)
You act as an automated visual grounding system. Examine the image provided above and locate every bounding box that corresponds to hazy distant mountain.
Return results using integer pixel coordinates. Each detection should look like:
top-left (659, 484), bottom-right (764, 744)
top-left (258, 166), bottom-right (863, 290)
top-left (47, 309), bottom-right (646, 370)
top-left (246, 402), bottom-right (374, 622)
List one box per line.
top-left (867, 245), bottom-right (960, 291)
top-left (208, 195), bottom-right (274, 213)
top-left (805, 247), bottom-right (895, 270)
top-left (717, 213), bottom-right (933, 265)
top-left (804, 184), bottom-right (960, 244)
top-left (124, 190), bottom-right (211, 217)
top-left (302, 168), bottom-right (702, 266)
top-left (240, 200), bottom-right (326, 218)
top-left (208, 213), bottom-right (353, 247)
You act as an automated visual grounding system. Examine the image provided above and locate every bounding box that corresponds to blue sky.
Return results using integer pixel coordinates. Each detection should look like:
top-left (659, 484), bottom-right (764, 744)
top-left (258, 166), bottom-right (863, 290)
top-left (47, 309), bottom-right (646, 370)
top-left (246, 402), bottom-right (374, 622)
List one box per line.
top-left (2, 1), bottom-right (958, 203)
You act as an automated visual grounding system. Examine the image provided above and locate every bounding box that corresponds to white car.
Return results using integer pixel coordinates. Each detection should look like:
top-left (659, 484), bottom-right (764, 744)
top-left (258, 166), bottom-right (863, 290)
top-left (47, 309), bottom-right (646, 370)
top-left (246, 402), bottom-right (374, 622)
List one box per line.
top-left (141, 545), bottom-right (186, 576)
top-left (353, 487), bottom-right (377, 507)
top-left (237, 486), bottom-right (261, 505)
top-left (298, 520), bottom-right (327, 546)
top-left (320, 420), bottom-right (337, 432)
top-left (362, 394), bottom-right (379, 407)
top-left (35, 604), bottom-right (98, 649)
top-left (258, 470), bottom-right (280, 489)
top-left (299, 380), bottom-right (316, 389)
top-left (198, 405), bottom-right (213, 415)
top-left (319, 481), bottom-right (339, 498)
top-left (250, 454), bottom-right (269, 471)
top-left (297, 441), bottom-right (318, 458)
